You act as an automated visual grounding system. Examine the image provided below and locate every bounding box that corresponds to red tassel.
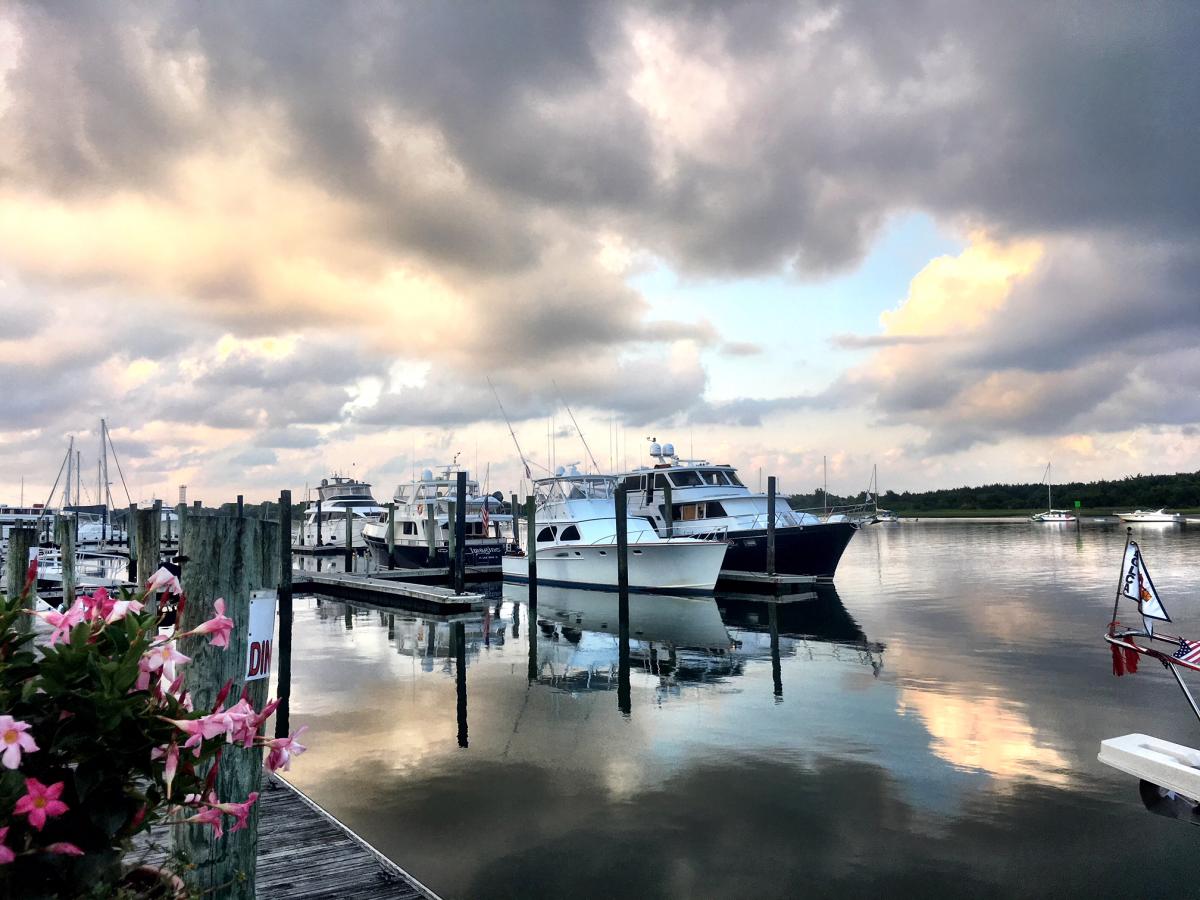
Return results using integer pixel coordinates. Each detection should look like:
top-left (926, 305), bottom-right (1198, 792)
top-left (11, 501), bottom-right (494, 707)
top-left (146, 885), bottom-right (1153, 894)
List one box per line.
top-left (1112, 643), bottom-right (1126, 676)
top-left (1124, 646), bottom-right (1139, 674)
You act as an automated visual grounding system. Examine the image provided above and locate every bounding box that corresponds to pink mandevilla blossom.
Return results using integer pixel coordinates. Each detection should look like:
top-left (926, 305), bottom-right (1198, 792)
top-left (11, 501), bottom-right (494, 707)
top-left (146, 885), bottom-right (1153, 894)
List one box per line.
top-left (145, 637), bottom-right (191, 684)
top-left (33, 598), bottom-right (86, 646)
top-left (82, 588), bottom-right (114, 621)
top-left (0, 716), bottom-right (38, 769)
top-left (265, 725), bottom-right (308, 773)
top-left (45, 842), bottom-right (84, 856)
top-left (163, 742), bottom-right (180, 799)
top-left (186, 598), bottom-right (234, 648)
top-left (13, 779), bottom-right (69, 831)
top-left (144, 566), bottom-right (183, 595)
top-left (104, 598), bottom-right (145, 624)
top-left (209, 792), bottom-right (259, 834)
top-left (184, 804), bottom-right (225, 839)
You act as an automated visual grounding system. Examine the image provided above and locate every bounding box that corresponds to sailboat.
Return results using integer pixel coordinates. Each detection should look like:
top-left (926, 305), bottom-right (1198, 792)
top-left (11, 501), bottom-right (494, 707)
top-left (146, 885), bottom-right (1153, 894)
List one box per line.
top-left (1029, 462), bottom-right (1076, 523)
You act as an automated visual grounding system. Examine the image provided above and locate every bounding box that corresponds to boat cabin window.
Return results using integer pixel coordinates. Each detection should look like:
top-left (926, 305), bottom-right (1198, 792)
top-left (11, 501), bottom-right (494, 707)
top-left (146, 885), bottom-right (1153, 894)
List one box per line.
top-left (537, 526), bottom-right (556, 543)
top-left (726, 472), bottom-right (744, 487)
top-left (699, 470), bottom-right (728, 486)
top-left (403, 522), bottom-right (416, 535)
top-left (669, 470), bottom-right (704, 488)
top-left (559, 525), bottom-right (581, 542)
top-left (619, 476), bottom-right (640, 493)
top-left (669, 501), bottom-right (727, 521)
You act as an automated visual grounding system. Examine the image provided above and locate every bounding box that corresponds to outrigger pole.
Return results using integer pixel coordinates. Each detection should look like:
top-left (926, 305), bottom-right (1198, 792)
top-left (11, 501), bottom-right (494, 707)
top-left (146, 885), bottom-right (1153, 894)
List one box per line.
top-left (487, 376), bottom-right (536, 480)
top-left (552, 380), bottom-right (602, 475)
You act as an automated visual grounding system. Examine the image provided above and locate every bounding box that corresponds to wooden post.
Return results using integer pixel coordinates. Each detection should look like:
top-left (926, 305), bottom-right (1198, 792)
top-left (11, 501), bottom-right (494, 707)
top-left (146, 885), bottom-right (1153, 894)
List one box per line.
top-left (175, 503), bottom-right (187, 553)
top-left (767, 476), bottom-right (777, 577)
top-left (164, 504), bottom-right (173, 544)
top-left (344, 508), bottom-right (353, 573)
top-left (454, 471), bottom-right (467, 594)
top-left (616, 485), bottom-right (630, 714)
top-left (662, 480), bottom-right (673, 538)
top-left (174, 512), bottom-right (280, 899)
top-left (236, 495), bottom-right (244, 517)
top-left (134, 507), bottom-right (162, 601)
top-left (316, 499), bottom-right (323, 546)
top-left (385, 502), bottom-right (396, 571)
top-left (276, 490), bottom-right (293, 739)
top-left (526, 495), bottom-right (537, 614)
top-left (193, 500), bottom-right (202, 512)
top-left (510, 493), bottom-right (520, 550)
top-left (446, 501), bottom-right (457, 579)
top-left (615, 487), bottom-right (630, 598)
top-left (426, 502), bottom-right (437, 565)
top-left (454, 621), bottom-right (468, 748)
top-left (127, 503), bottom-right (138, 581)
top-left (6, 527), bottom-right (36, 622)
top-left (54, 517), bottom-right (76, 606)
top-left (769, 601), bottom-right (782, 701)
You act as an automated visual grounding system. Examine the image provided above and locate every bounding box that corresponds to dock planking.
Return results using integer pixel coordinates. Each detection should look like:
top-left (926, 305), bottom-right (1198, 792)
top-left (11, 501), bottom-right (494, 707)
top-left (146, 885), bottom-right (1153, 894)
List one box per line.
top-left (294, 570), bottom-right (487, 612)
top-left (134, 773), bottom-right (441, 899)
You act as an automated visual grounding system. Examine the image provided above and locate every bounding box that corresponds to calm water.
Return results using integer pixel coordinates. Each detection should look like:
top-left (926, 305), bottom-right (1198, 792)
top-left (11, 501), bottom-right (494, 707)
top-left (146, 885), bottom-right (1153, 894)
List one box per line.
top-left (274, 523), bottom-right (1200, 898)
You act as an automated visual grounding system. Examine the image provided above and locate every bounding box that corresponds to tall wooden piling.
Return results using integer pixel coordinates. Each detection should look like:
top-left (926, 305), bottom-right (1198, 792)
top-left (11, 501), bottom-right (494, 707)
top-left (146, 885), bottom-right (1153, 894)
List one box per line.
top-left (526, 496), bottom-right (538, 614)
top-left (454, 621), bottom-right (468, 748)
top-left (175, 503), bottom-right (187, 552)
top-left (385, 502), bottom-right (396, 570)
top-left (510, 493), bottom-right (520, 549)
top-left (315, 499), bottom-right (323, 546)
top-left (134, 507), bottom-right (162, 599)
top-left (426, 503), bottom-right (437, 565)
top-left (454, 472), bottom-right (467, 595)
top-left (276, 490), bottom-right (293, 739)
top-left (615, 487), bottom-right (631, 716)
top-left (6, 526), bottom-right (35, 613)
top-left (174, 511), bottom-right (281, 899)
top-left (766, 476), bottom-right (777, 577)
top-left (127, 503), bottom-right (138, 581)
top-left (54, 517), bottom-right (76, 606)
top-left (662, 481), bottom-right (673, 538)
top-left (769, 601), bottom-right (782, 701)
top-left (446, 501), bottom-right (457, 580)
top-left (236, 495), bottom-right (244, 517)
top-left (344, 508), bottom-right (353, 572)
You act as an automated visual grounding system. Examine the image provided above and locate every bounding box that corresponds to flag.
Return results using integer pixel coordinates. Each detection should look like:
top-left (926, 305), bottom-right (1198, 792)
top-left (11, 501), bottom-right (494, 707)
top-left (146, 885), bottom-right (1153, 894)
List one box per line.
top-left (1120, 540), bottom-right (1170, 625)
top-left (480, 498), bottom-right (490, 531)
top-left (1174, 638), bottom-right (1200, 666)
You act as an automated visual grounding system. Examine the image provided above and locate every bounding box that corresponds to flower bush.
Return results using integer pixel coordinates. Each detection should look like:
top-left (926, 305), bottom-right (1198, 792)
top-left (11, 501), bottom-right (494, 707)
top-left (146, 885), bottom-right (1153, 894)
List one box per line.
top-left (0, 560), bottom-right (306, 897)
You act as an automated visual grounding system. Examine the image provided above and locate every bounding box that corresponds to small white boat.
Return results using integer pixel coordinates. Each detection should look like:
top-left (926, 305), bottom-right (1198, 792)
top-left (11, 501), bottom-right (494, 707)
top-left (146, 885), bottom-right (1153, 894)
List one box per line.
top-left (502, 470), bottom-right (727, 593)
top-left (1030, 462), bottom-right (1076, 523)
top-left (1117, 509), bottom-right (1182, 524)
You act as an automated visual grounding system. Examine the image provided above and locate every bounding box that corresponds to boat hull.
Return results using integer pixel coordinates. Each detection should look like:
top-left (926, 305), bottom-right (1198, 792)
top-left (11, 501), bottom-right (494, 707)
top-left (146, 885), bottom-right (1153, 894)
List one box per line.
top-left (502, 540), bottom-right (726, 593)
top-left (716, 523), bottom-right (857, 579)
top-left (363, 533), bottom-right (505, 568)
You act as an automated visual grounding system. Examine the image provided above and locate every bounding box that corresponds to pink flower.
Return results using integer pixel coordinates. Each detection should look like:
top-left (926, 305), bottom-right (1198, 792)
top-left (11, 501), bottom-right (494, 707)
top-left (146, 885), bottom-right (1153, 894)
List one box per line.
top-left (144, 567), bottom-right (182, 596)
top-left (163, 742), bottom-right (180, 799)
top-left (265, 725), bottom-right (308, 773)
top-left (209, 792), bottom-right (258, 834)
top-left (0, 827), bottom-right (12, 865)
top-left (13, 779), bottom-right (68, 831)
top-left (82, 588), bottom-right (113, 622)
top-left (183, 804), bottom-right (224, 839)
top-left (222, 699), bottom-right (259, 747)
top-left (144, 638), bottom-right (191, 684)
top-left (45, 842), bottom-right (83, 856)
top-left (0, 716), bottom-right (38, 769)
top-left (33, 599), bottom-right (86, 646)
top-left (104, 598), bottom-right (144, 624)
top-left (185, 598), bottom-right (234, 648)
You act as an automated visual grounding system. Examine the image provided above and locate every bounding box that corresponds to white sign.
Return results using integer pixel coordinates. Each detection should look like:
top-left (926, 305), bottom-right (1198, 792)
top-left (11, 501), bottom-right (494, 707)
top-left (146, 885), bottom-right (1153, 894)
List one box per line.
top-left (244, 590), bottom-right (277, 682)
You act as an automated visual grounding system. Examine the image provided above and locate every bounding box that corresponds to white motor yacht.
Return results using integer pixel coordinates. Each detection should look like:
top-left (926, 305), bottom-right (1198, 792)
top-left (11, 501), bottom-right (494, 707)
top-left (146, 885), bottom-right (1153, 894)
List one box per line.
top-left (502, 469), bottom-right (727, 593)
top-left (361, 466), bottom-right (510, 568)
top-left (1117, 509), bottom-right (1183, 524)
top-left (298, 475), bottom-right (385, 548)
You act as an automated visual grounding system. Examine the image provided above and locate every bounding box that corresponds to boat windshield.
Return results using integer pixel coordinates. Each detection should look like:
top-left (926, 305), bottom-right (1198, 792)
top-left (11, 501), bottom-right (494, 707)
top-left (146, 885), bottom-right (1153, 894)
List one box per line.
top-left (536, 476), bottom-right (617, 504)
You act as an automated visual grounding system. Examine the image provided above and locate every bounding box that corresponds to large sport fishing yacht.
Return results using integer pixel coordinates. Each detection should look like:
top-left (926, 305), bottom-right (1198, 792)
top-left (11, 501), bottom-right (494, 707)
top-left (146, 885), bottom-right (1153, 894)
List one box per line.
top-left (361, 466), bottom-right (510, 568)
top-left (617, 442), bottom-right (857, 579)
top-left (298, 474), bottom-right (386, 548)
top-left (502, 469), bottom-right (728, 593)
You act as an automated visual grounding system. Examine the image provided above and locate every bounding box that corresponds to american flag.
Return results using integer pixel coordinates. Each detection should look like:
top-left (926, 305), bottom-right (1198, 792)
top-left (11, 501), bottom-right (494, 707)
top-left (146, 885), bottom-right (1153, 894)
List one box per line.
top-left (480, 499), bottom-right (490, 531)
top-left (1173, 638), bottom-right (1200, 665)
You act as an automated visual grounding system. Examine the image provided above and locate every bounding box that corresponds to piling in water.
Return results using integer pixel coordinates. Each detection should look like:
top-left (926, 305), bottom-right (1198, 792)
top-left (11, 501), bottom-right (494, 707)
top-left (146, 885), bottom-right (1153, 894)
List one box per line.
top-left (454, 471), bottom-right (467, 595)
top-left (54, 516), bottom-right (76, 606)
top-left (767, 476), bottom-right (777, 577)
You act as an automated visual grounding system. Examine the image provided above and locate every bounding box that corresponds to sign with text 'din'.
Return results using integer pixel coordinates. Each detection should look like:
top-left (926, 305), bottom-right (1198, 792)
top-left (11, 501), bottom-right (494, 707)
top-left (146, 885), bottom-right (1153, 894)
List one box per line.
top-left (245, 589), bottom-right (277, 682)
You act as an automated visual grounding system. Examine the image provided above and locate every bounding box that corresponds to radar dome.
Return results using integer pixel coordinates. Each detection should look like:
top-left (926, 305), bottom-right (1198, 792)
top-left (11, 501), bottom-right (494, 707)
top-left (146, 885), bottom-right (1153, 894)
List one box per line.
top-left (649, 442), bottom-right (662, 458)
top-left (662, 442), bottom-right (675, 458)
top-left (421, 468), bottom-right (433, 481)
top-left (555, 465), bottom-right (566, 476)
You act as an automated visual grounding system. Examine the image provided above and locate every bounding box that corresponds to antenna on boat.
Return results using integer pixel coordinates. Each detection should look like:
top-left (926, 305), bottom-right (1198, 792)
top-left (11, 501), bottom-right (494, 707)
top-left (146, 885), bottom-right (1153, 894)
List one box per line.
top-left (487, 376), bottom-right (534, 480)
top-left (552, 381), bottom-right (602, 474)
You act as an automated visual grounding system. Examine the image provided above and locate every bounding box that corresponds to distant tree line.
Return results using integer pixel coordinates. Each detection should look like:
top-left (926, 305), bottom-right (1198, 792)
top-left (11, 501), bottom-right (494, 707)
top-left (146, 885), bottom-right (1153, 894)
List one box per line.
top-left (788, 470), bottom-right (1200, 513)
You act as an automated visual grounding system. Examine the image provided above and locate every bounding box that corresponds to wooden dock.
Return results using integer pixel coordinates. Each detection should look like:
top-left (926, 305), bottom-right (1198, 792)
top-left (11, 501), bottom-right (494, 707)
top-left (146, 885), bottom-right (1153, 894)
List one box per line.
top-left (294, 570), bottom-right (487, 612)
top-left (134, 773), bottom-right (441, 899)
top-left (716, 570), bottom-right (820, 593)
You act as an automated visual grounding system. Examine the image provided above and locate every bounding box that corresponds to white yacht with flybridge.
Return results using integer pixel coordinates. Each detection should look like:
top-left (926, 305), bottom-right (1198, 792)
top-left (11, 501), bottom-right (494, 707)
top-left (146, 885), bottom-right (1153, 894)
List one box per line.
top-left (362, 464), bottom-right (509, 568)
top-left (502, 468), bottom-right (728, 593)
top-left (616, 442), bottom-right (858, 579)
top-left (298, 474), bottom-right (386, 548)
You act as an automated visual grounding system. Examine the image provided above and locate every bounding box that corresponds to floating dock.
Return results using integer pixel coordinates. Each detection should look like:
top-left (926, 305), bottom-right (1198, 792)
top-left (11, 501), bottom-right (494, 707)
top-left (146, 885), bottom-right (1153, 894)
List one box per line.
top-left (716, 570), bottom-right (820, 593)
top-left (135, 773), bottom-right (441, 899)
top-left (294, 570), bottom-right (487, 612)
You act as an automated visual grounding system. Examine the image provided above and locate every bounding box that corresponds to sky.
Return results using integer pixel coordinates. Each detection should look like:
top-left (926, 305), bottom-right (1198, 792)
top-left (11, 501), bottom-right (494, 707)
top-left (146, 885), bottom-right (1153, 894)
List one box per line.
top-left (0, 1), bottom-right (1197, 506)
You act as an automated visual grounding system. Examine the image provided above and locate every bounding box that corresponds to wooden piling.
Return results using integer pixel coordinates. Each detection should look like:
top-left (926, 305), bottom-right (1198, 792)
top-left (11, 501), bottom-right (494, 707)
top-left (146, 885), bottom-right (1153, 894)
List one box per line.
top-left (127, 503), bottom-right (138, 581)
top-left (276, 490), bottom-right (293, 739)
top-left (134, 507), bottom-right (162, 601)
top-left (454, 471), bottom-right (467, 595)
top-left (510, 493), bottom-right (520, 550)
top-left (454, 621), bottom-right (468, 748)
top-left (526, 495), bottom-right (537, 613)
top-left (615, 486), bottom-right (630, 715)
top-left (174, 511), bottom-right (280, 899)
top-left (426, 502), bottom-right (437, 565)
top-left (54, 516), bottom-right (76, 606)
top-left (385, 502), bottom-right (396, 571)
top-left (6, 526), bottom-right (35, 613)
top-left (446, 501), bottom-right (457, 580)
top-left (237, 494), bottom-right (244, 517)
top-left (175, 503), bottom-right (187, 551)
top-left (662, 480), bottom-right (673, 538)
top-left (344, 508), bottom-right (353, 572)
top-left (316, 499), bottom-right (323, 546)
top-left (769, 601), bottom-right (782, 700)
top-left (767, 476), bottom-right (777, 577)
